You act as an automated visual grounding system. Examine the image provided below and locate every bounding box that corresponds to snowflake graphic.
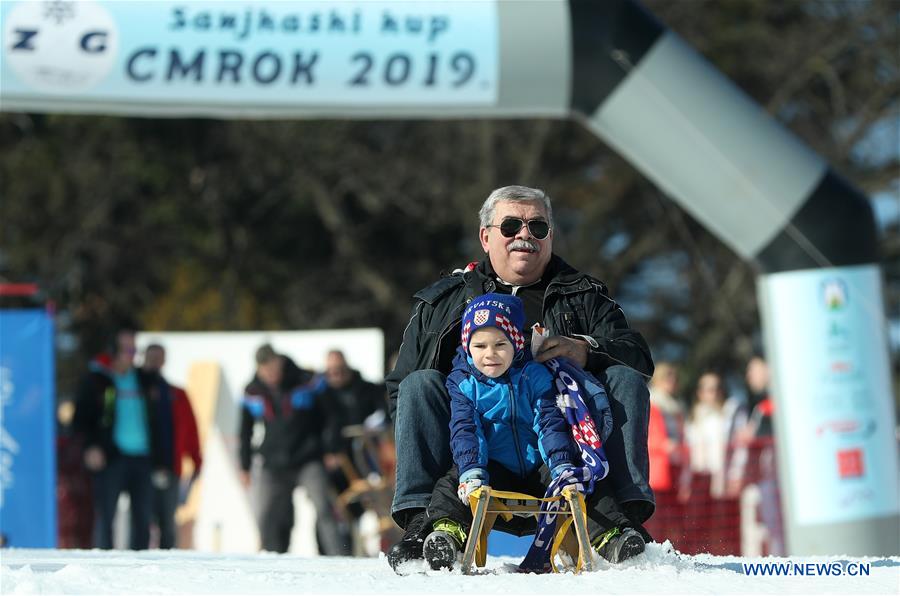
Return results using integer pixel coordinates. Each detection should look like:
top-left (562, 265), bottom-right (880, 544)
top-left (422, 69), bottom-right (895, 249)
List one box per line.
top-left (43, 0), bottom-right (76, 26)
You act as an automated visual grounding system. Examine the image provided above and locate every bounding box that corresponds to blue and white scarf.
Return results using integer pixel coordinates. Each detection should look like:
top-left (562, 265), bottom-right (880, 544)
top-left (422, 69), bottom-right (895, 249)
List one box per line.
top-left (518, 358), bottom-right (611, 573)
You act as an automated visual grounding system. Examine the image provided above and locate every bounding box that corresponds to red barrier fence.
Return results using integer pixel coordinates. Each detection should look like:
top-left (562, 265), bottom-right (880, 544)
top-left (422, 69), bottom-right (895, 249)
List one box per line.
top-left (644, 437), bottom-right (784, 556)
top-left (57, 434), bottom-right (94, 549)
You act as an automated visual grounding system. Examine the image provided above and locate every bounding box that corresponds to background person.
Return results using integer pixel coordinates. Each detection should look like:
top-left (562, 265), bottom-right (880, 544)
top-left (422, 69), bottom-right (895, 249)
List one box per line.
top-left (681, 371), bottom-right (744, 553)
top-left (684, 372), bottom-right (734, 498)
top-left (238, 344), bottom-right (347, 555)
top-left (141, 343), bottom-right (203, 549)
top-left (645, 361), bottom-right (686, 547)
top-left (320, 349), bottom-right (388, 553)
top-left (73, 329), bottom-right (163, 550)
top-left (732, 355), bottom-right (783, 554)
top-left (321, 349), bottom-right (388, 481)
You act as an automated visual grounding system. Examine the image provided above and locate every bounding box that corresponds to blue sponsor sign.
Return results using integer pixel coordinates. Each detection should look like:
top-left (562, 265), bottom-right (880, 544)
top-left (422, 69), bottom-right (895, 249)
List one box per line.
top-left (0, 309), bottom-right (56, 547)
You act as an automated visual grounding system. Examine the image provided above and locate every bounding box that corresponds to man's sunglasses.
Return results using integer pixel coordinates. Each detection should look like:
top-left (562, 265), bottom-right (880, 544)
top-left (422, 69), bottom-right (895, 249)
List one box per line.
top-left (488, 218), bottom-right (551, 239)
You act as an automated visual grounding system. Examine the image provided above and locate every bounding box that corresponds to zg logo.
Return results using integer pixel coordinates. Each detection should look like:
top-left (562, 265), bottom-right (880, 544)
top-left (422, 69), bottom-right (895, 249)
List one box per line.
top-left (3, 0), bottom-right (118, 93)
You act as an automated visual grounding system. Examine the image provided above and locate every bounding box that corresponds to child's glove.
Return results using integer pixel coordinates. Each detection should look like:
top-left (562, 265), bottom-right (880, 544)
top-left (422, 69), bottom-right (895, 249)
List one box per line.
top-left (550, 462), bottom-right (575, 479)
top-left (457, 468), bottom-right (487, 504)
top-left (550, 464), bottom-right (588, 494)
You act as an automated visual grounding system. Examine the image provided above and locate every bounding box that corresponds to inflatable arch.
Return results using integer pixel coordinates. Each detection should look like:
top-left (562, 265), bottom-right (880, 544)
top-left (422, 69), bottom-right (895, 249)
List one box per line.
top-left (1, 0), bottom-right (895, 555)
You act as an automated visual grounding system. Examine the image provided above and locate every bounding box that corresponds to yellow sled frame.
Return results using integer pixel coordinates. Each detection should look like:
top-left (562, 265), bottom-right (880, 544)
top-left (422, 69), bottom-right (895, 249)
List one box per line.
top-left (461, 485), bottom-right (595, 575)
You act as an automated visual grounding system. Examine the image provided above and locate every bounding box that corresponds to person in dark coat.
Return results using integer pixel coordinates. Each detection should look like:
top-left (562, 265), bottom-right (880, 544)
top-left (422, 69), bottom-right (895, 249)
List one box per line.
top-left (238, 344), bottom-right (346, 555)
top-left (73, 329), bottom-right (169, 550)
top-left (319, 349), bottom-right (388, 553)
top-left (142, 343), bottom-right (202, 549)
top-left (321, 349), bottom-right (387, 469)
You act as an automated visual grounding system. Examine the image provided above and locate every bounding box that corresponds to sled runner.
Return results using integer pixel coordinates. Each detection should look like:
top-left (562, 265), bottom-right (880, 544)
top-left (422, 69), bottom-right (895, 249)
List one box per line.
top-left (461, 485), bottom-right (595, 574)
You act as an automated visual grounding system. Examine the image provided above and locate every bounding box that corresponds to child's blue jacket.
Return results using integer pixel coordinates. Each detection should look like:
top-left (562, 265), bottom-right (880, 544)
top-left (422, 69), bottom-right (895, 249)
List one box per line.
top-left (446, 347), bottom-right (574, 479)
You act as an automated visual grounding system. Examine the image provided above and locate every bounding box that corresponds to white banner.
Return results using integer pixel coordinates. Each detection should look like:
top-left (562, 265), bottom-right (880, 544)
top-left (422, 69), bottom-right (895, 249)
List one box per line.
top-left (2, 1), bottom-right (499, 108)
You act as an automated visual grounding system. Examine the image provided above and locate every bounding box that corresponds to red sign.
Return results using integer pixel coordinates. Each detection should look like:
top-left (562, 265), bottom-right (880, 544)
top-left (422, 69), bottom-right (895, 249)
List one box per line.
top-left (837, 448), bottom-right (864, 478)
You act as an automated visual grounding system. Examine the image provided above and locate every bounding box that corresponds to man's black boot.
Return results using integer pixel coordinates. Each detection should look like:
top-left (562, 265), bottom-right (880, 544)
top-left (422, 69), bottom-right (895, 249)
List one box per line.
top-left (622, 500), bottom-right (654, 543)
top-left (593, 526), bottom-right (646, 564)
top-left (387, 511), bottom-right (430, 572)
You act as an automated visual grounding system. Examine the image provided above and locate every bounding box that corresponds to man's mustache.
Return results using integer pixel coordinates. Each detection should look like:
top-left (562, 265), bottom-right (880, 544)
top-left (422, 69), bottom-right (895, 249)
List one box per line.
top-left (508, 239), bottom-right (539, 252)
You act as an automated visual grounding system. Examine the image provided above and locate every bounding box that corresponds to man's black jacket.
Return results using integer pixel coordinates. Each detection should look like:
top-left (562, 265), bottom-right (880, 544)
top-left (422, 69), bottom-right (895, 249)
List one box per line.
top-left (385, 255), bottom-right (654, 419)
top-left (72, 357), bottom-right (170, 468)
top-left (239, 356), bottom-right (326, 472)
top-left (320, 369), bottom-right (387, 455)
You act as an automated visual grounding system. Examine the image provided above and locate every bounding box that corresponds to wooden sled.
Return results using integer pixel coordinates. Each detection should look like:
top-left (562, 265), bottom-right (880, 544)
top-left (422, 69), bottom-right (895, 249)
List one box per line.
top-left (460, 485), bottom-right (595, 574)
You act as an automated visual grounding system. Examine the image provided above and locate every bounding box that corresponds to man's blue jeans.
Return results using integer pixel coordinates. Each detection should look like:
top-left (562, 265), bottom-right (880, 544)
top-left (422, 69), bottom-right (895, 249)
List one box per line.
top-left (92, 454), bottom-right (153, 549)
top-left (391, 365), bottom-right (654, 527)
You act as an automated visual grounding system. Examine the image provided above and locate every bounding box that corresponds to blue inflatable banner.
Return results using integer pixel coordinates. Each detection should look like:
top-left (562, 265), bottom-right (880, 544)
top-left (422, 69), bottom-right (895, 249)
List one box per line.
top-left (0, 309), bottom-right (56, 547)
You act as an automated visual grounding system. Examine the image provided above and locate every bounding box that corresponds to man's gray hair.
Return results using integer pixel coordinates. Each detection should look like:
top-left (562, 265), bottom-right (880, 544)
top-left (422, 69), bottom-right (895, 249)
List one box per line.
top-left (478, 185), bottom-right (553, 228)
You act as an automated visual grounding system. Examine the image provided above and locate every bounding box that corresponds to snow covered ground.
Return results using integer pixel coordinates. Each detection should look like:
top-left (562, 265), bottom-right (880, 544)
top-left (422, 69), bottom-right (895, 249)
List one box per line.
top-left (2, 544), bottom-right (898, 595)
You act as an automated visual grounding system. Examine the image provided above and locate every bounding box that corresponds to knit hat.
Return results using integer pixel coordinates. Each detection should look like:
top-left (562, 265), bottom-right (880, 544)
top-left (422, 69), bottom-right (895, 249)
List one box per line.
top-left (461, 293), bottom-right (526, 355)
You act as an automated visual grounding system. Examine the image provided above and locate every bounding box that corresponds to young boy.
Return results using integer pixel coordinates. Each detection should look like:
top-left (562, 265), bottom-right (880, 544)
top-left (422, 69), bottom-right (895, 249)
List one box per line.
top-left (419, 293), bottom-right (644, 571)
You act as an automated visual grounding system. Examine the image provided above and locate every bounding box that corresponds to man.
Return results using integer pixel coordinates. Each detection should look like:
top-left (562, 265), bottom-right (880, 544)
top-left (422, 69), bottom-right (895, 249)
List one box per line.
top-left (73, 329), bottom-right (165, 550)
top-left (727, 355), bottom-right (775, 496)
top-left (736, 355), bottom-right (782, 554)
top-left (742, 356), bottom-right (773, 438)
top-left (239, 344), bottom-right (346, 555)
top-left (321, 349), bottom-right (387, 468)
top-left (385, 185), bottom-right (655, 569)
top-left (320, 350), bottom-right (388, 553)
top-left (141, 343), bottom-right (203, 549)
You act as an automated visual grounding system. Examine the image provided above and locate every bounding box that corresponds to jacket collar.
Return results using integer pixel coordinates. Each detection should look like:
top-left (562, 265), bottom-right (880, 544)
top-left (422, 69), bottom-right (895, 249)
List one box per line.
top-left (474, 254), bottom-right (586, 291)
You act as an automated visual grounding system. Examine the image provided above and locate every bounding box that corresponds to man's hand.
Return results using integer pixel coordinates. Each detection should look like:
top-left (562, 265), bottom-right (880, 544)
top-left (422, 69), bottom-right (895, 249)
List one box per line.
top-left (534, 335), bottom-right (590, 367)
top-left (178, 476), bottom-right (196, 505)
top-left (84, 447), bottom-right (106, 472)
top-left (725, 476), bottom-right (743, 499)
top-left (151, 469), bottom-right (170, 489)
top-left (239, 470), bottom-right (251, 489)
top-left (734, 425), bottom-right (754, 447)
top-left (323, 453), bottom-right (341, 472)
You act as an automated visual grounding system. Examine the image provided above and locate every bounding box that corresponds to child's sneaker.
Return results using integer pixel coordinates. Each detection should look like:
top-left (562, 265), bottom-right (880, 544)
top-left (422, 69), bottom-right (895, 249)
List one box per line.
top-left (423, 518), bottom-right (467, 570)
top-left (593, 526), bottom-right (645, 564)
